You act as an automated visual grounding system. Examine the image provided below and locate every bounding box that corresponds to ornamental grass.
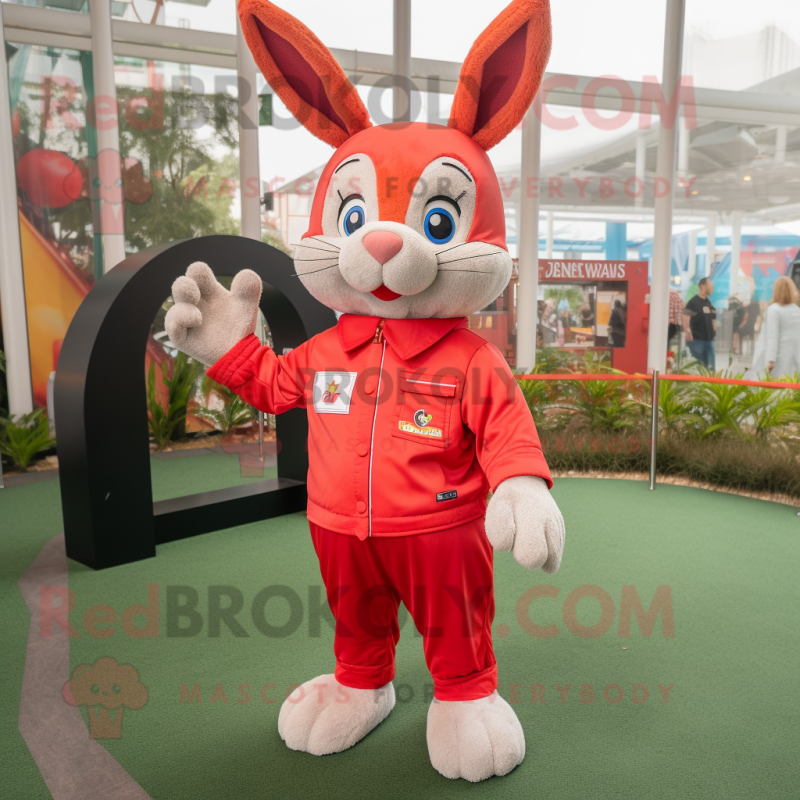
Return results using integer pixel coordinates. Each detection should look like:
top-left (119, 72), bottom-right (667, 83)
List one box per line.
top-left (519, 350), bottom-right (800, 498)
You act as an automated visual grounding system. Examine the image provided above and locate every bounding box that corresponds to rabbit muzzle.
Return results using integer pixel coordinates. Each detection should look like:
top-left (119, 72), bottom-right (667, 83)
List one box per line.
top-left (337, 221), bottom-right (439, 300)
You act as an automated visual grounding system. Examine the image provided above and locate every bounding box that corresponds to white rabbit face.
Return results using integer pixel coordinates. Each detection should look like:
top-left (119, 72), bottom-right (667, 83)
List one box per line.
top-left (292, 143), bottom-right (511, 320)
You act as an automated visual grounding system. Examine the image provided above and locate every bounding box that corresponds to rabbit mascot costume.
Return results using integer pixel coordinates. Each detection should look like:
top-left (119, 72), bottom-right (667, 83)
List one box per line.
top-left (166, 0), bottom-right (564, 782)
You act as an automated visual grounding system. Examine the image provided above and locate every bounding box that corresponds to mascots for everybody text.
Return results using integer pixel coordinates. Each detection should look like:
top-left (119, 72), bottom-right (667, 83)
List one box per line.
top-left (166, 0), bottom-right (564, 782)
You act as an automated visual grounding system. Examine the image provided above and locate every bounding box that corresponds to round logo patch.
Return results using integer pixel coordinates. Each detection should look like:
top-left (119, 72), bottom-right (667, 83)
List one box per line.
top-left (414, 409), bottom-right (432, 428)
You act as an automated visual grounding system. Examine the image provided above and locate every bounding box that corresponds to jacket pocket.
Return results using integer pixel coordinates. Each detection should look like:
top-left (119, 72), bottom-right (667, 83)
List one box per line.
top-left (392, 370), bottom-right (459, 449)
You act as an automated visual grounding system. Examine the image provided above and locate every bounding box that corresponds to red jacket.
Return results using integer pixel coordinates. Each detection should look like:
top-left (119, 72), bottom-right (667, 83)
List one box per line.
top-left (207, 314), bottom-right (552, 540)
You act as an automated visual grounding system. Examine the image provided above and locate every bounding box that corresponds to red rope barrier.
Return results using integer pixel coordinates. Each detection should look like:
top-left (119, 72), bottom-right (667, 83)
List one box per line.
top-left (659, 374), bottom-right (800, 391)
top-left (516, 373), bottom-right (800, 391)
top-left (516, 374), bottom-right (651, 381)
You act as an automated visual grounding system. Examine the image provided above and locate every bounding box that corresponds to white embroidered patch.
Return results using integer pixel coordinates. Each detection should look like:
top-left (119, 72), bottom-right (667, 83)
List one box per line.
top-left (313, 371), bottom-right (358, 415)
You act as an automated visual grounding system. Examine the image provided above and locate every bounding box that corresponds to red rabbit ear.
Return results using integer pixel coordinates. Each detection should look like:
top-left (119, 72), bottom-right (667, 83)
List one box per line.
top-left (449, 0), bottom-right (551, 151)
top-left (238, 0), bottom-right (371, 148)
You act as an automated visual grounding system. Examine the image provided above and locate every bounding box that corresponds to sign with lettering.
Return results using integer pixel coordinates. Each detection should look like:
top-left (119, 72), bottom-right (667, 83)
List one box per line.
top-left (539, 261), bottom-right (628, 281)
top-left (532, 258), bottom-right (649, 375)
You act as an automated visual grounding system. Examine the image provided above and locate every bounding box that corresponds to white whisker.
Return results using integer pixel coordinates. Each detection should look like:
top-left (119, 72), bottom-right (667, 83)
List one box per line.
top-left (434, 242), bottom-right (475, 257)
top-left (307, 236), bottom-right (340, 250)
top-left (292, 264), bottom-right (339, 277)
top-left (437, 252), bottom-right (506, 266)
top-left (294, 256), bottom-right (340, 263)
top-left (437, 268), bottom-right (495, 275)
top-left (289, 237), bottom-right (341, 252)
top-left (292, 244), bottom-right (342, 255)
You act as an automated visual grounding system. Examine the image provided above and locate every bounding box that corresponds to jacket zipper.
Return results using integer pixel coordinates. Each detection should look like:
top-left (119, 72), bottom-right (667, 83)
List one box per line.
top-left (367, 320), bottom-right (386, 537)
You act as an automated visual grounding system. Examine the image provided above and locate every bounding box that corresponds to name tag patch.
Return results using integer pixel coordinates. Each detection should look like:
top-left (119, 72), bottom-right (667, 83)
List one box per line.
top-left (436, 490), bottom-right (458, 502)
top-left (313, 371), bottom-right (357, 415)
top-left (399, 420), bottom-right (443, 439)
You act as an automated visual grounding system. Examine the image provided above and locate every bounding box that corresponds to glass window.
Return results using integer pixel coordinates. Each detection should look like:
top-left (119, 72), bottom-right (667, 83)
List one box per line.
top-left (412, 0), bottom-right (667, 82)
top-left (675, 3), bottom-right (800, 371)
top-left (684, 0), bottom-right (800, 91)
top-left (147, 298), bottom-right (278, 504)
top-left (115, 57), bottom-right (241, 250)
top-left (1, 0), bottom-right (88, 12)
top-left (6, 42), bottom-right (95, 408)
top-left (109, 0), bottom-right (391, 44)
top-left (279, 0), bottom-right (391, 54)
top-left (2, 41), bottom-right (242, 412)
top-left (115, 0), bottom-right (238, 34)
top-left (117, 57), bottom-right (255, 499)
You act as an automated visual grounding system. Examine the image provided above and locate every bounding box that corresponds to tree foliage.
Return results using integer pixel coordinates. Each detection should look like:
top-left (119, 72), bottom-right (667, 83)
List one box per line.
top-left (117, 85), bottom-right (241, 251)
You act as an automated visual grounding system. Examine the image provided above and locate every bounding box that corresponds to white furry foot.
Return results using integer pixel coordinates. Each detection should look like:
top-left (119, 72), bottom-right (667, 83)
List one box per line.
top-left (278, 674), bottom-right (395, 755)
top-left (427, 691), bottom-right (525, 782)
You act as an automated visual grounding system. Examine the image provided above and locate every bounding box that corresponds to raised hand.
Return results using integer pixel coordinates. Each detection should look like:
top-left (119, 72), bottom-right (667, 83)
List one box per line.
top-left (485, 476), bottom-right (565, 572)
top-left (164, 262), bottom-right (262, 366)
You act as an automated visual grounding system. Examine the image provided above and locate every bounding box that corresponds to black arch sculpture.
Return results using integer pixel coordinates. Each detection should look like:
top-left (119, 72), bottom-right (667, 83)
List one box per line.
top-left (55, 235), bottom-right (336, 570)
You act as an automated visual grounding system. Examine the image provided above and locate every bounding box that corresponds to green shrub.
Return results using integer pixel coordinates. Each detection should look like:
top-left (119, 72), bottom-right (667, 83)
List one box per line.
top-left (539, 431), bottom-right (800, 498)
top-left (657, 436), bottom-right (800, 497)
top-left (657, 380), bottom-right (704, 434)
top-left (0, 409), bottom-right (56, 471)
top-left (166, 351), bottom-right (203, 441)
top-left (196, 376), bottom-right (257, 440)
top-left (522, 358), bottom-right (800, 497)
top-left (540, 431), bottom-right (650, 474)
top-left (517, 378), bottom-right (563, 431)
top-left (147, 352), bottom-right (201, 450)
top-left (528, 347), bottom-right (612, 375)
top-left (691, 378), bottom-right (750, 438)
top-left (564, 375), bottom-right (649, 433)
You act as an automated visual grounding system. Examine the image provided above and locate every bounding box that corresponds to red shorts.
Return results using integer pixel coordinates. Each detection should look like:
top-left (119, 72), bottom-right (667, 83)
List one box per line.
top-left (310, 518), bottom-right (497, 701)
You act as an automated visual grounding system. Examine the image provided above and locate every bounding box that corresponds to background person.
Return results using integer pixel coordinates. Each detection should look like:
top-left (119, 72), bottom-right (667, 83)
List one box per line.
top-left (738, 296), bottom-right (760, 357)
top-left (729, 295), bottom-right (745, 355)
top-left (764, 276), bottom-right (800, 378)
top-left (682, 277), bottom-right (717, 370)
top-left (608, 299), bottom-right (626, 347)
top-left (668, 289), bottom-right (682, 349)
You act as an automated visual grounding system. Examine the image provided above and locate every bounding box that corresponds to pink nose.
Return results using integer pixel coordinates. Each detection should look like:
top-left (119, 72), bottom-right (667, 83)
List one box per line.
top-left (362, 231), bottom-right (403, 265)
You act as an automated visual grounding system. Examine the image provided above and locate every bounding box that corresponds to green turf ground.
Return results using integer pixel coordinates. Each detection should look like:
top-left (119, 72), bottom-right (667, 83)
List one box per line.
top-left (1, 464), bottom-right (799, 799)
top-left (149, 449), bottom-right (278, 502)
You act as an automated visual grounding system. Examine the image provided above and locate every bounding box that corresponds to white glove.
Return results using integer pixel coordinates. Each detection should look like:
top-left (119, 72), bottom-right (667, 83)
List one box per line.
top-left (164, 261), bottom-right (262, 366)
top-left (485, 476), bottom-right (565, 572)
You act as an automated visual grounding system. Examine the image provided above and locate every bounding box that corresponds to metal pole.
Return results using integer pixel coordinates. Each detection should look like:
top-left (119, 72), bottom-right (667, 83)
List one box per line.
top-left (687, 229), bottom-right (697, 282)
top-left (775, 125), bottom-right (787, 164)
top-left (516, 94), bottom-right (542, 372)
top-left (79, 51), bottom-right (104, 281)
top-left (237, 14), bottom-right (261, 240)
top-left (0, 8), bottom-right (34, 417)
top-left (89, 0), bottom-right (126, 271)
top-left (646, 0), bottom-right (686, 374)
top-left (678, 113), bottom-right (690, 177)
top-left (635, 133), bottom-right (646, 209)
top-left (730, 210), bottom-right (742, 299)
top-left (705, 212), bottom-right (717, 276)
top-left (649, 370), bottom-right (660, 490)
top-left (393, 0), bottom-right (411, 122)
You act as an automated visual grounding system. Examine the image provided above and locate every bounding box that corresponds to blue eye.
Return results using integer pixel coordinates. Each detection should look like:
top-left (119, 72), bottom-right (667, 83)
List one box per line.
top-left (344, 206), bottom-right (364, 235)
top-left (338, 197), bottom-right (366, 237)
top-left (423, 206), bottom-right (456, 244)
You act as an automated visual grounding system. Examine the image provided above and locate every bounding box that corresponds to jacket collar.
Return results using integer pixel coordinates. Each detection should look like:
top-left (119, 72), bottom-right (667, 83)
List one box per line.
top-left (337, 315), bottom-right (468, 360)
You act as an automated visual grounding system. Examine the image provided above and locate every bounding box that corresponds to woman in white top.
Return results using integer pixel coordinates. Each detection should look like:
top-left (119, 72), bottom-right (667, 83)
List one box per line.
top-left (764, 277), bottom-right (800, 378)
